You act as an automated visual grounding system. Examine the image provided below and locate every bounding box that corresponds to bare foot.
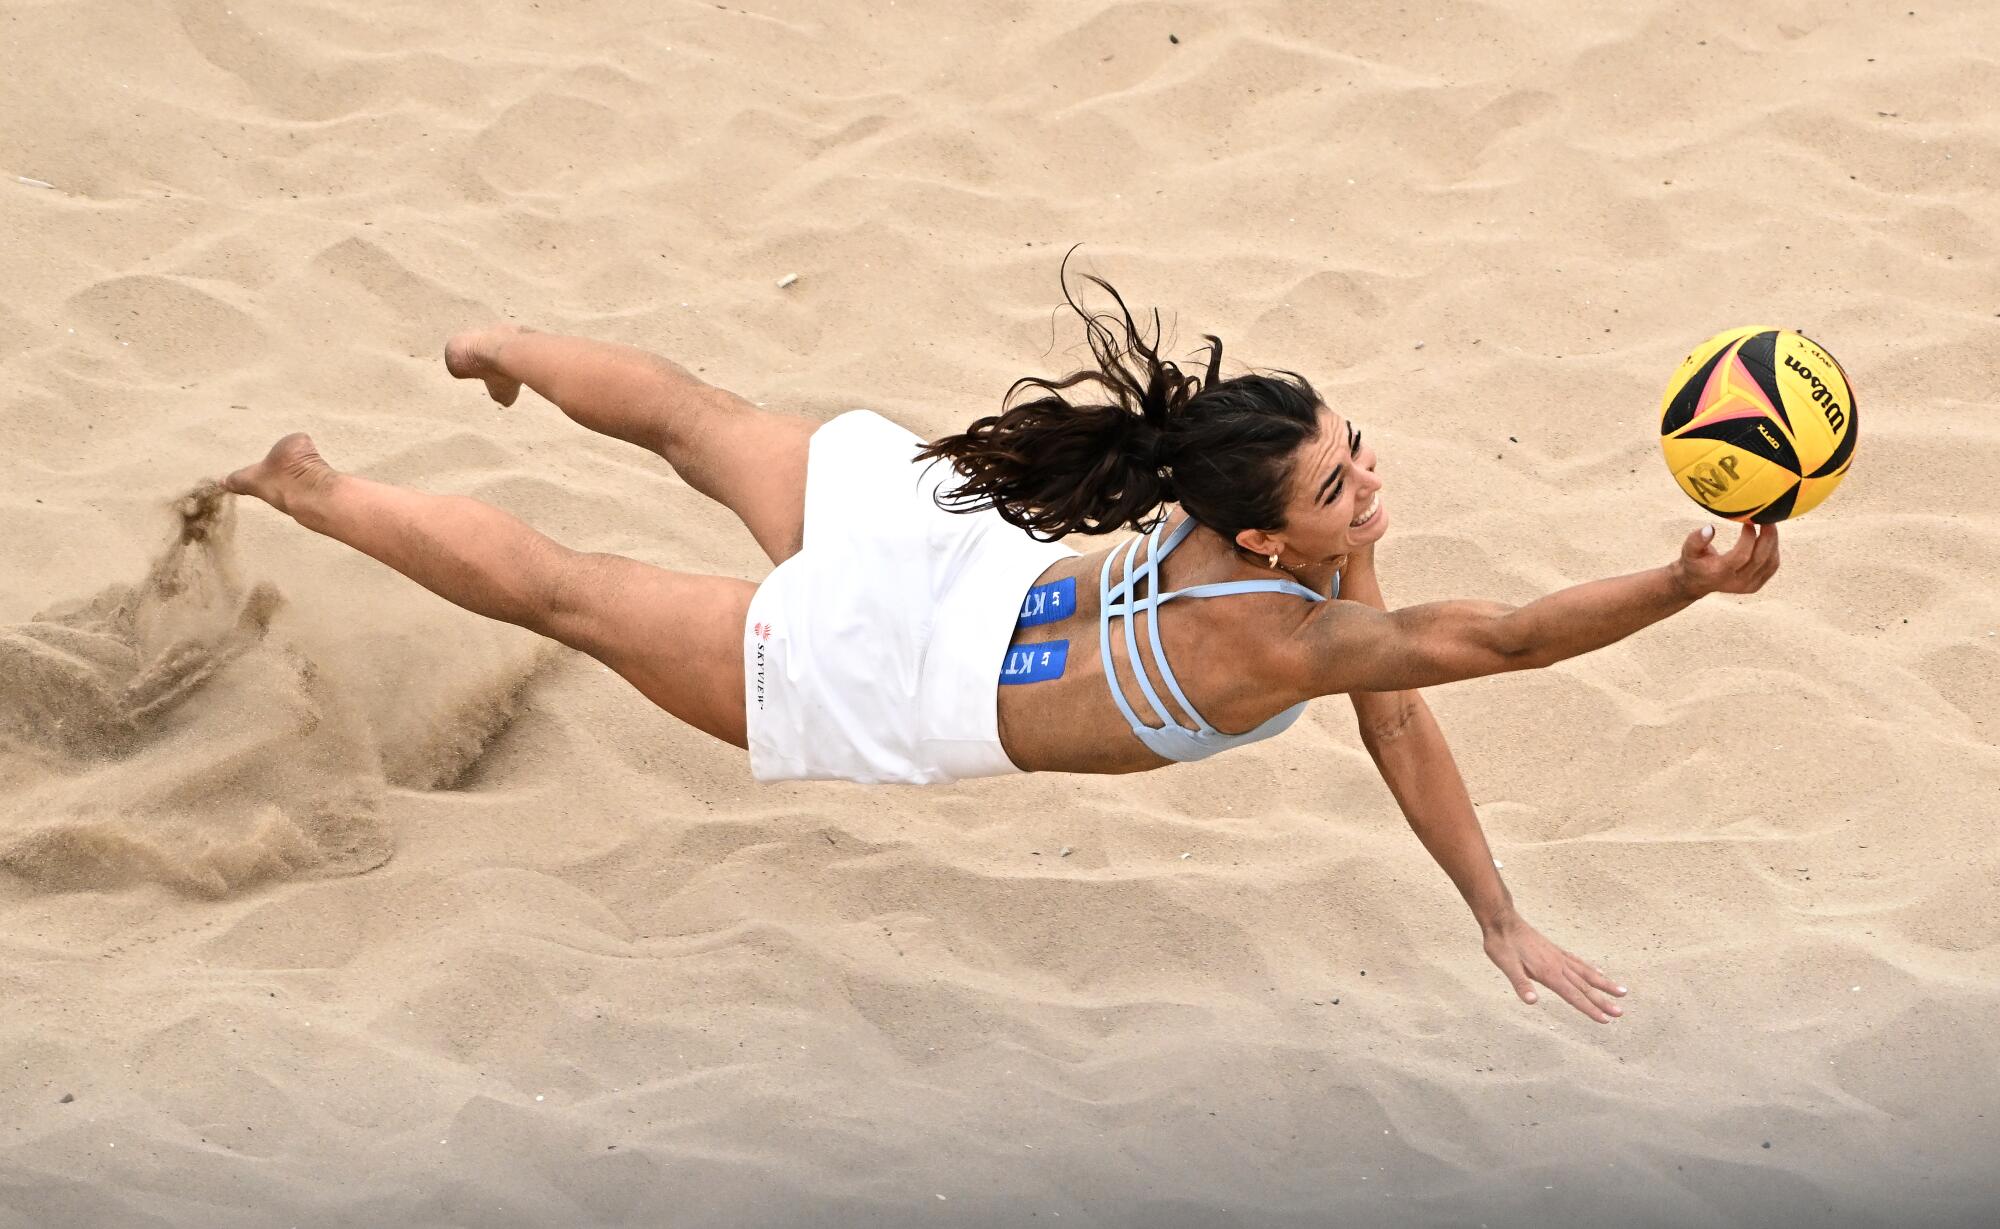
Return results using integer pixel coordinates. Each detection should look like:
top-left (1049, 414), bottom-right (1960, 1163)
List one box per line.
top-left (444, 324), bottom-right (527, 406)
top-left (224, 433), bottom-right (337, 514)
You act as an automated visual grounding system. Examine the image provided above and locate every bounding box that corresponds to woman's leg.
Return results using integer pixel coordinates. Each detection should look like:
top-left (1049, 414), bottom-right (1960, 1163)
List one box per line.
top-left (444, 326), bottom-right (817, 564)
top-left (224, 434), bottom-right (752, 747)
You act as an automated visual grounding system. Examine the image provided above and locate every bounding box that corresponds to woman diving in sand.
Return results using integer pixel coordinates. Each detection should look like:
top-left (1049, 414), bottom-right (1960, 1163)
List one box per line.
top-left (225, 268), bottom-right (1779, 1025)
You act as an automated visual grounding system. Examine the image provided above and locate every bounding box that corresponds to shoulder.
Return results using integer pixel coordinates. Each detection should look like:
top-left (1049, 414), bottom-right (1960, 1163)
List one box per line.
top-left (1265, 596), bottom-right (1395, 700)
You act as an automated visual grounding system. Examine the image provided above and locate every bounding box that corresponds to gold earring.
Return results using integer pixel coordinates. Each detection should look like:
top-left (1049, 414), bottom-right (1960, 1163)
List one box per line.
top-left (1268, 553), bottom-right (1280, 569)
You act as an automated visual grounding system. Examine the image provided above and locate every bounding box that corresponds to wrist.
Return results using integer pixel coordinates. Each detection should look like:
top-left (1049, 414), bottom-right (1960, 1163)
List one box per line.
top-left (1475, 900), bottom-right (1521, 936)
top-left (1667, 560), bottom-right (1706, 603)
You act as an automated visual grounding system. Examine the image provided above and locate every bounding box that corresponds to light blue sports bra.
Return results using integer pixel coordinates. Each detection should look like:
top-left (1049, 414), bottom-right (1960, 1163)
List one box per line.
top-left (1099, 516), bottom-right (1337, 762)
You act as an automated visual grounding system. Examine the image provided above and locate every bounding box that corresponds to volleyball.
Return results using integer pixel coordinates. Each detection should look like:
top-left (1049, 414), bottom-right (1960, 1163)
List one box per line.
top-left (1659, 326), bottom-right (1857, 523)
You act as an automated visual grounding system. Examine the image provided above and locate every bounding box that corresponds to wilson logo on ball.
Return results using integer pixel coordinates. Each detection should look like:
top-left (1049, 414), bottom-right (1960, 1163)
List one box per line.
top-left (1782, 353), bottom-right (1848, 433)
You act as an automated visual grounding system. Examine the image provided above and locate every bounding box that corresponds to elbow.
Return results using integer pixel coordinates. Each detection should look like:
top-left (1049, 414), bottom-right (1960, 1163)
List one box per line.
top-left (1484, 609), bottom-right (1546, 673)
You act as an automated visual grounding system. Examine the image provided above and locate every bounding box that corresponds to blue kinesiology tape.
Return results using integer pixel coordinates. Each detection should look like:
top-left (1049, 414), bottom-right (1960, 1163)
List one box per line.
top-left (999, 639), bottom-right (1068, 685)
top-left (1016, 576), bottom-right (1076, 628)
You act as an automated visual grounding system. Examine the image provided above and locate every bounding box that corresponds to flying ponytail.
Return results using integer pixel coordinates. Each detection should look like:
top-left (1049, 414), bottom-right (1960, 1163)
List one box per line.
top-left (917, 258), bottom-right (1325, 544)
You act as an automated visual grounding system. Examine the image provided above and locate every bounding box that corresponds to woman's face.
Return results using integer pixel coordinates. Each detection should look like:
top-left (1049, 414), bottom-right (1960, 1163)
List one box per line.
top-left (1275, 406), bottom-right (1385, 564)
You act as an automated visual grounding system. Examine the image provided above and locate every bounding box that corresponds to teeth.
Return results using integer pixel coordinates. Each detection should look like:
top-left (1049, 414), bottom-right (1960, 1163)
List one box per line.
top-left (1350, 492), bottom-right (1381, 528)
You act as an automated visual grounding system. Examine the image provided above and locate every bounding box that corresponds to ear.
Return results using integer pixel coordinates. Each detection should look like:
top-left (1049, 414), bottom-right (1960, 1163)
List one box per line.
top-left (1235, 527), bottom-right (1281, 558)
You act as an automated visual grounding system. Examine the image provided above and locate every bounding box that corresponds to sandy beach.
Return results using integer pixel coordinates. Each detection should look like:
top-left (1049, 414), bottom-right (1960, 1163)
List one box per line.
top-left (3, 0), bottom-right (1998, 1224)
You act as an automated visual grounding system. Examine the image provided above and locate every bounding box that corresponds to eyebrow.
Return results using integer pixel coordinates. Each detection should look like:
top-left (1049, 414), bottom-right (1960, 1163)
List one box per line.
top-left (1315, 422), bottom-right (1360, 504)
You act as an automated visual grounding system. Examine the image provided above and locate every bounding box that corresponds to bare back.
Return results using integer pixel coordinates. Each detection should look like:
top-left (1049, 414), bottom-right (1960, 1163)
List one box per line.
top-left (995, 513), bottom-right (1336, 774)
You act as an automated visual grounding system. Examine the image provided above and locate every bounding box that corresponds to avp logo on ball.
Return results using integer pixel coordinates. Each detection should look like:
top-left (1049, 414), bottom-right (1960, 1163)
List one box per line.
top-left (1687, 455), bottom-right (1741, 504)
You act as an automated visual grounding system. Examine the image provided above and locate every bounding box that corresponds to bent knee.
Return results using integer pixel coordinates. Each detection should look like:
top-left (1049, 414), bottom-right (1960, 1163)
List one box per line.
top-left (536, 550), bottom-right (636, 653)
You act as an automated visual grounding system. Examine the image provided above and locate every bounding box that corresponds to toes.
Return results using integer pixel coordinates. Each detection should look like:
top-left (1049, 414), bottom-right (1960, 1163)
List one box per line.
top-left (224, 434), bottom-right (324, 503)
top-left (223, 461), bottom-right (264, 496)
top-left (483, 375), bottom-right (521, 407)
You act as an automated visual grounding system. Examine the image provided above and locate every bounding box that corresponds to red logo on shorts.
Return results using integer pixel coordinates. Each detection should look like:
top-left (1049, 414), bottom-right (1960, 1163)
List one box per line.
top-left (753, 622), bottom-right (772, 641)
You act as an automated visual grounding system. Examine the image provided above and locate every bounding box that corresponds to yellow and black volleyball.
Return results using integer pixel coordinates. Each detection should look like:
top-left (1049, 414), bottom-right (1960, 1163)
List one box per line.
top-left (1659, 326), bottom-right (1857, 523)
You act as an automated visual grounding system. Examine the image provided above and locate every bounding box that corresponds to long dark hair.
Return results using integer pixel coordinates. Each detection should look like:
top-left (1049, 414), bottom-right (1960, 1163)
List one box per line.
top-left (916, 260), bottom-right (1324, 544)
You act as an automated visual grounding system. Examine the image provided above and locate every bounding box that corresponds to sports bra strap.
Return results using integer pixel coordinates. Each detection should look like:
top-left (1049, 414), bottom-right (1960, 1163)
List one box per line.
top-left (1165, 577), bottom-right (1325, 603)
top-left (1113, 531), bottom-right (1185, 731)
top-left (1154, 516), bottom-right (1200, 556)
top-left (1097, 514), bottom-right (1337, 755)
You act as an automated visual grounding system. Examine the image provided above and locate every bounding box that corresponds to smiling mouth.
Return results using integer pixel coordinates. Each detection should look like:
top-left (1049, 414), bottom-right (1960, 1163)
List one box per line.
top-left (1349, 491), bottom-right (1382, 529)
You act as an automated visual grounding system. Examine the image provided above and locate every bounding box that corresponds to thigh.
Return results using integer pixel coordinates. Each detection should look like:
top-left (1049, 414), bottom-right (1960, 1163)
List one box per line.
top-left (545, 552), bottom-right (756, 748)
top-left (666, 388), bottom-right (817, 565)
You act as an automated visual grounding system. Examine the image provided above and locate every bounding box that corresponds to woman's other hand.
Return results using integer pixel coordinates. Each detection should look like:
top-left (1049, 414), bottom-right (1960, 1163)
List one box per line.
top-left (1481, 911), bottom-right (1628, 1024)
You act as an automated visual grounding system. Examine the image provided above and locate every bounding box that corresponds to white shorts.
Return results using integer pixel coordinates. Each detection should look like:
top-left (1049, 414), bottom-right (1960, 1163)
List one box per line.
top-left (743, 410), bottom-right (1076, 784)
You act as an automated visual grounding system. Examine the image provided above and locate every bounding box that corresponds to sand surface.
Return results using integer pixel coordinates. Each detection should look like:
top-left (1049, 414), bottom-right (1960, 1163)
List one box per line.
top-left (4, 0), bottom-right (1998, 1224)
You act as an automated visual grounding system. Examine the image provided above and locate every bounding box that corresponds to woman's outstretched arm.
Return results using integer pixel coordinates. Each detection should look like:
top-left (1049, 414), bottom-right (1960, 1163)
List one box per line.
top-left (1301, 521), bottom-right (1777, 697)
